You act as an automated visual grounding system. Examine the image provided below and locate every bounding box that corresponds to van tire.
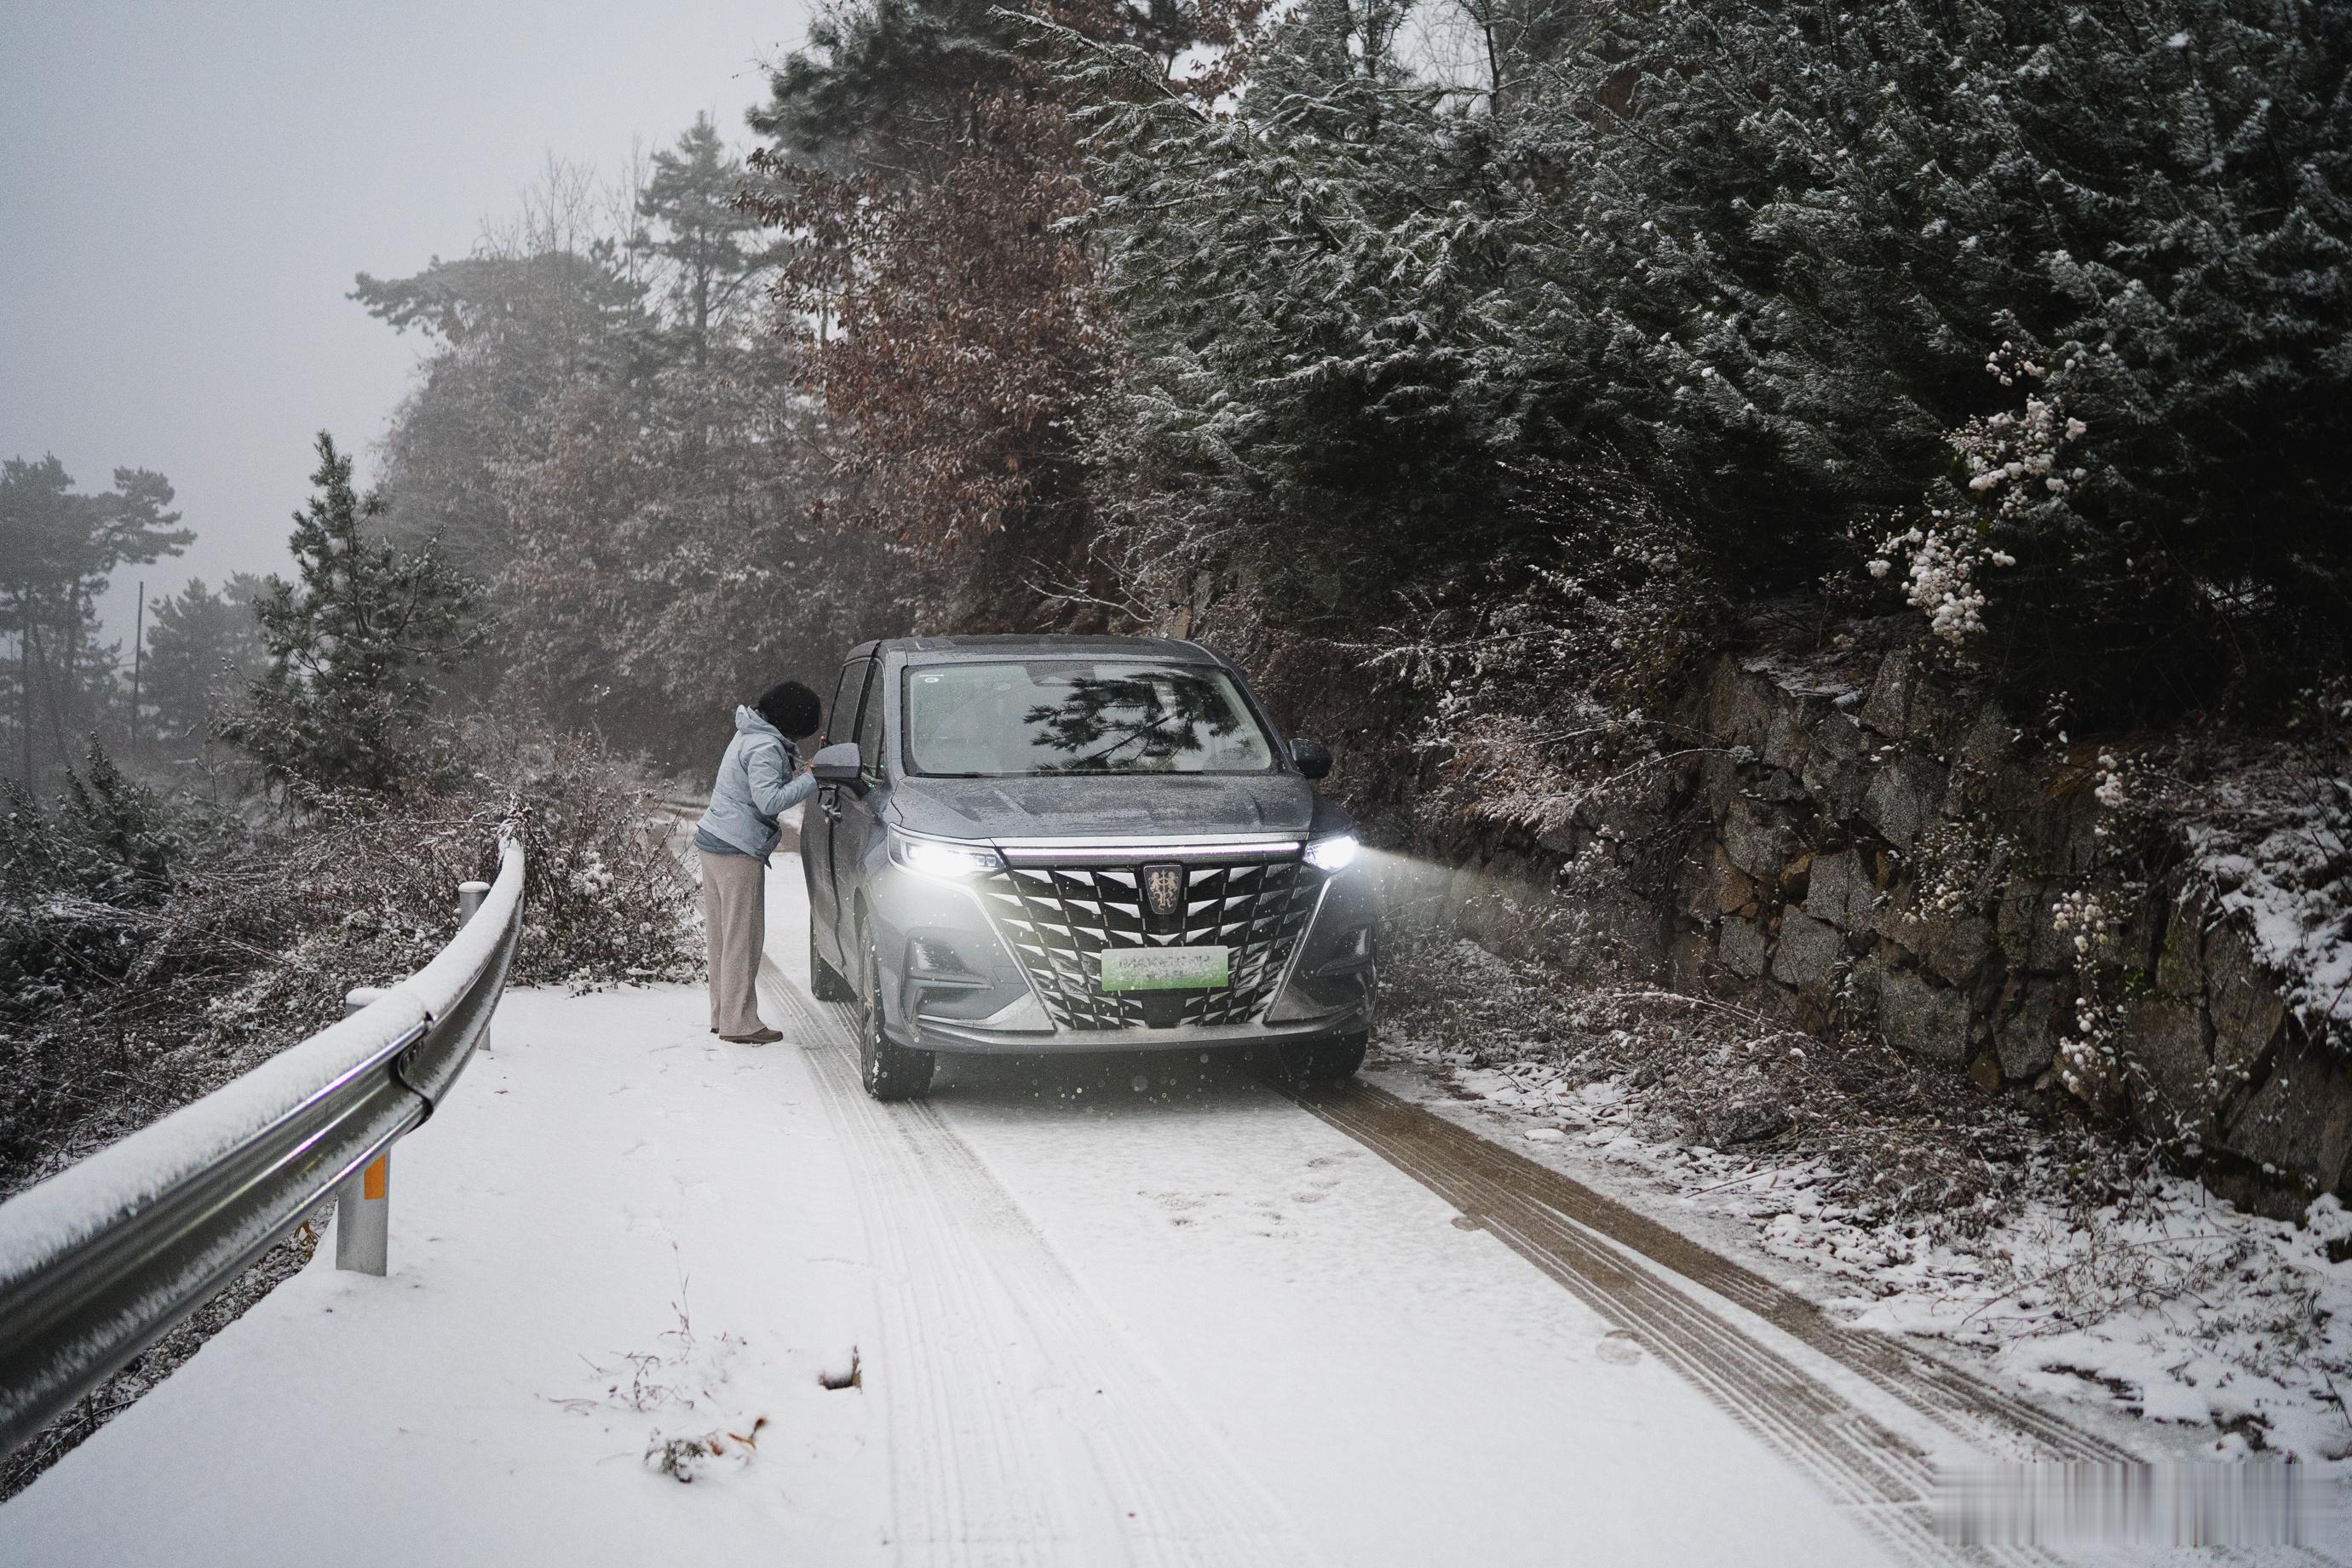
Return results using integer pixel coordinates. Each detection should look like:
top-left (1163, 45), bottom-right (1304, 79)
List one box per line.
top-left (1274, 1031), bottom-right (1367, 1085)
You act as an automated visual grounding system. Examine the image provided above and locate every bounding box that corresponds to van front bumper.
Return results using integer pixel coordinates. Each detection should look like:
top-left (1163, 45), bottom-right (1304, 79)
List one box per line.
top-left (865, 853), bottom-right (1377, 1055)
top-left (910, 995), bottom-right (1376, 1055)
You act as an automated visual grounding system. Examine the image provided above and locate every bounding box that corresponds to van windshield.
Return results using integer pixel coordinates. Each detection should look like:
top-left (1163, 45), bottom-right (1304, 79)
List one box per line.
top-left (904, 660), bottom-right (1279, 777)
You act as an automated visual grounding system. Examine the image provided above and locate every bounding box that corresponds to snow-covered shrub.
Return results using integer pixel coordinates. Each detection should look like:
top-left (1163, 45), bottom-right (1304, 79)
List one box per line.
top-left (1376, 931), bottom-right (2039, 1226)
top-left (486, 734), bottom-right (703, 990)
top-left (1901, 817), bottom-right (2006, 925)
top-left (223, 732), bottom-right (701, 1026)
top-left (1383, 495), bottom-right (1717, 830)
top-left (1316, 485), bottom-right (1726, 976)
top-left (1, 732), bottom-right (697, 1195)
top-left (2049, 889), bottom-right (2126, 1108)
top-left (1, 747), bottom-right (283, 1191)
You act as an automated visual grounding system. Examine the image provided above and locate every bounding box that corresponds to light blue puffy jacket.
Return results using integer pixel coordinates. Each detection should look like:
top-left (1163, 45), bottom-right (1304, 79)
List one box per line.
top-left (696, 706), bottom-right (817, 864)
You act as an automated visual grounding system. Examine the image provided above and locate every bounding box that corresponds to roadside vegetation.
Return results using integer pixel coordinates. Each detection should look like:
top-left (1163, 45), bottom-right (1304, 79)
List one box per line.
top-left (3, 0), bottom-right (2345, 1472)
top-left (2, 441), bottom-right (698, 1200)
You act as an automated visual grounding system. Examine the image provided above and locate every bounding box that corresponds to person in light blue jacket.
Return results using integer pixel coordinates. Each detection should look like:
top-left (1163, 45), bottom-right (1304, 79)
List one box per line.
top-left (695, 681), bottom-right (821, 1041)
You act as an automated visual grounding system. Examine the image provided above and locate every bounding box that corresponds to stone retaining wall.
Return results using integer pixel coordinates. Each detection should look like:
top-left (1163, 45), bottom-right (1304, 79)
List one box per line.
top-left (1655, 649), bottom-right (2349, 1214)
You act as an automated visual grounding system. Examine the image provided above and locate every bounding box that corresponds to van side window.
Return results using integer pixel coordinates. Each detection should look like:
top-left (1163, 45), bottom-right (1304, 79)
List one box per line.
top-left (854, 661), bottom-right (887, 780)
top-left (824, 660), bottom-right (865, 749)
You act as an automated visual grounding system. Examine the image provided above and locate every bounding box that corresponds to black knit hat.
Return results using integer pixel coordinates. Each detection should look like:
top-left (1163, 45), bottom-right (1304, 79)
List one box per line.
top-left (755, 680), bottom-right (822, 740)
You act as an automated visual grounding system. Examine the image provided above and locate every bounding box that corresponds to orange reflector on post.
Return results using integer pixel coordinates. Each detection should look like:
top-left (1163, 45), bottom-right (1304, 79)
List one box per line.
top-left (362, 1155), bottom-right (388, 1202)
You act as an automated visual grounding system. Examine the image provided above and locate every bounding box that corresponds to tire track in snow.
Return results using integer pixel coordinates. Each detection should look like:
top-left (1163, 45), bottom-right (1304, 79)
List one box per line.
top-left (1300, 1083), bottom-right (2345, 1565)
top-left (1303, 1080), bottom-right (2132, 1462)
top-left (1293, 1079), bottom-right (2041, 1568)
top-left (762, 962), bottom-right (1316, 1568)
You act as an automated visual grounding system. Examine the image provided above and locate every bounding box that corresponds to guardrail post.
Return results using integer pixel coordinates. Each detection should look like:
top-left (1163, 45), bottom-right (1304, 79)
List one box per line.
top-left (459, 880), bottom-right (492, 1054)
top-left (333, 986), bottom-right (392, 1276)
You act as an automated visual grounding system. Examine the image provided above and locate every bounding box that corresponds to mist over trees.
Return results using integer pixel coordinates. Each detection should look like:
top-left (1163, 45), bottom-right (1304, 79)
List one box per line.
top-left (0, 458), bottom-right (191, 789)
top-left (350, 129), bottom-right (906, 761)
top-left (305, 0), bottom-right (2348, 790)
top-left (137, 575), bottom-right (269, 766)
top-left (9, 0), bottom-right (2342, 802)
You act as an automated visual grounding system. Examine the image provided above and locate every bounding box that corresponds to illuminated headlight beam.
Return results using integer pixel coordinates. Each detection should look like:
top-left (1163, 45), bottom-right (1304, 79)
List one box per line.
top-left (888, 828), bottom-right (1006, 880)
top-left (1303, 833), bottom-right (1360, 872)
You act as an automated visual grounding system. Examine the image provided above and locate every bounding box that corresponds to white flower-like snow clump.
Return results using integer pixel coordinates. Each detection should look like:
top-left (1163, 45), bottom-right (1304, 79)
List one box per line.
top-left (1877, 523), bottom-right (1997, 644)
top-left (569, 850), bottom-right (615, 899)
top-left (1871, 346), bottom-right (2085, 646)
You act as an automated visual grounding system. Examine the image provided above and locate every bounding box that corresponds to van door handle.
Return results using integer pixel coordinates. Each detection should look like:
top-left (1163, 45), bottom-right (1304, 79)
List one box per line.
top-left (819, 785), bottom-right (842, 823)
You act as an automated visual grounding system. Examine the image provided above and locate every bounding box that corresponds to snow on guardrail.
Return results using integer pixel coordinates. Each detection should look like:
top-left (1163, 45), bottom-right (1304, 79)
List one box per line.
top-left (0, 832), bottom-right (526, 1458)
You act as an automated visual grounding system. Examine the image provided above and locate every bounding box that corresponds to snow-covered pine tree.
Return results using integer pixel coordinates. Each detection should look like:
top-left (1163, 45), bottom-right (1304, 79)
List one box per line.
top-left (139, 574), bottom-right (268, 761)
top-left (1070, 0), bottom-right (1608, 621)
top-left (1573, 0), bottom-right (2352, 703)
top-left (1072, 0), bottom-right (2351, 713)
top-left (631, 116), bottom-right (786, 365)
top-left (222, 434), bottom-right (475, 795)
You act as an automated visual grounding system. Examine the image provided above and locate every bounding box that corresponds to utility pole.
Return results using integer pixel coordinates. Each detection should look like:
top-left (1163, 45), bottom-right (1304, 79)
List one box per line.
top-left (129, 579), bottom-right (144, 754)
top-left (16, 622), bottom-right (29, 790)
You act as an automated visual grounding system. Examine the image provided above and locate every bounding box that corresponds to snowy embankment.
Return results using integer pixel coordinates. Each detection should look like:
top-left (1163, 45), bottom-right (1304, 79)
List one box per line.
top-left (1376, 947), bottom-right (2352, 1473)
top-left (2190, 768), bottom-right (2352, 1050)
top-left (0, 876), bottom-right (1894, 1567)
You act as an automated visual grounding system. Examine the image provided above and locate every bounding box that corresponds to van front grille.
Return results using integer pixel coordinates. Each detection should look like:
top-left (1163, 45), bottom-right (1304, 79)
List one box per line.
top-left (975, 859), bottom-right (1321, 1029)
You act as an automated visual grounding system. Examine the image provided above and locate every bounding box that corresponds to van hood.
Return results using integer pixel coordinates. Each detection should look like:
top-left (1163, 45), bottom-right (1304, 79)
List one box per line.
top-left (888, 773), bottom-right (1332, 844)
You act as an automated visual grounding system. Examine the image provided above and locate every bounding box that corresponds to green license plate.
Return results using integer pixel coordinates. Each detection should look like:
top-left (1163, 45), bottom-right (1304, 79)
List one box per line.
top-left (1097, 946), bottom-right (1231, 991)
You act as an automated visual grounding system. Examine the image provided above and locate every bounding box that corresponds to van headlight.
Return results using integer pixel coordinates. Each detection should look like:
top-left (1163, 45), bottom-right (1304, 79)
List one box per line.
top-left (888, 828), bottom-right (1003, 880)
top-left (1303, 833), bottom-right (1360, 872)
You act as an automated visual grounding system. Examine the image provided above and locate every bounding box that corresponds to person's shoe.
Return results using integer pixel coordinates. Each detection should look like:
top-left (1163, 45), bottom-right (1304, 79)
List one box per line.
top-left (721, 1027), bottom-right (784, 1044)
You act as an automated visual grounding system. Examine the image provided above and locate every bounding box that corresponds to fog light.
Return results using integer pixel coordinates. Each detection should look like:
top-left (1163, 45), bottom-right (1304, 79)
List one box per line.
top-left (1316, 926), bottom-right (1375, 975)
top-left (910, 935), bottom-right (975, 975)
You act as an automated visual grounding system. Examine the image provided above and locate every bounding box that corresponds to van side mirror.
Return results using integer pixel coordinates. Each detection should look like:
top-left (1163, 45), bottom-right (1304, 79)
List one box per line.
top-left (1290, 738), bottom-right (1332, 779)
top-left (812, 741), bottom-right (864, 788)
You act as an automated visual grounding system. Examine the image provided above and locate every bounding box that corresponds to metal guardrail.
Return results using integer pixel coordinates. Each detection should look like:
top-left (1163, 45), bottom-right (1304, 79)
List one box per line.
top-left (0, 835), bottom-right (526, 1461)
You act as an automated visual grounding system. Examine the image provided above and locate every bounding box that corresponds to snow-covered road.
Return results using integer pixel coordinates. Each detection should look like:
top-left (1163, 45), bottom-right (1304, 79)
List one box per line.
top-left (0, 875), bottom-right (2011, 1565)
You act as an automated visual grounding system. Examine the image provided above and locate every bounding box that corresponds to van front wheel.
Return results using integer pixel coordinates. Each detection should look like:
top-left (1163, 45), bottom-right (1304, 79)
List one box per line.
top-left (1274, 1031), bottom-right (1366, 1085)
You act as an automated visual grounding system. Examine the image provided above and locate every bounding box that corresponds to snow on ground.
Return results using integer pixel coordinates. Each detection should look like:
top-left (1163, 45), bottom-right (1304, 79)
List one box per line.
top-left (1, 875), bottom-right (1897, 1567)
top-left (0, 982), bottom-right (891, 1563)
top-left (1374, 981), bottom-right (2352, 1474)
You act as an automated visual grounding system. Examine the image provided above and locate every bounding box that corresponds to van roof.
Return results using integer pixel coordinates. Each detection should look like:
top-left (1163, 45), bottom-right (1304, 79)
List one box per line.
top-left (858, 635), bottom-right (1223, 664)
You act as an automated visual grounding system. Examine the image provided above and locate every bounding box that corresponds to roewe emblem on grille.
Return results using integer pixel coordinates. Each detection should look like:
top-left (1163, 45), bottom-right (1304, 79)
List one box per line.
top-left (1141, 863), bottom-right (1185, 922)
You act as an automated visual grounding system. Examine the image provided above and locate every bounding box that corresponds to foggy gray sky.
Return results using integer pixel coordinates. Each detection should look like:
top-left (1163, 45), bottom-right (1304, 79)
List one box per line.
top-left (2, 0), bottom-right (804, 648)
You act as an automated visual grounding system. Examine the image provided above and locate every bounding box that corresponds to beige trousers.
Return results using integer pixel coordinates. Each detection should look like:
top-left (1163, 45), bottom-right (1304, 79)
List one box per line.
top-left (700, 850), bottom-right (768, 1037)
